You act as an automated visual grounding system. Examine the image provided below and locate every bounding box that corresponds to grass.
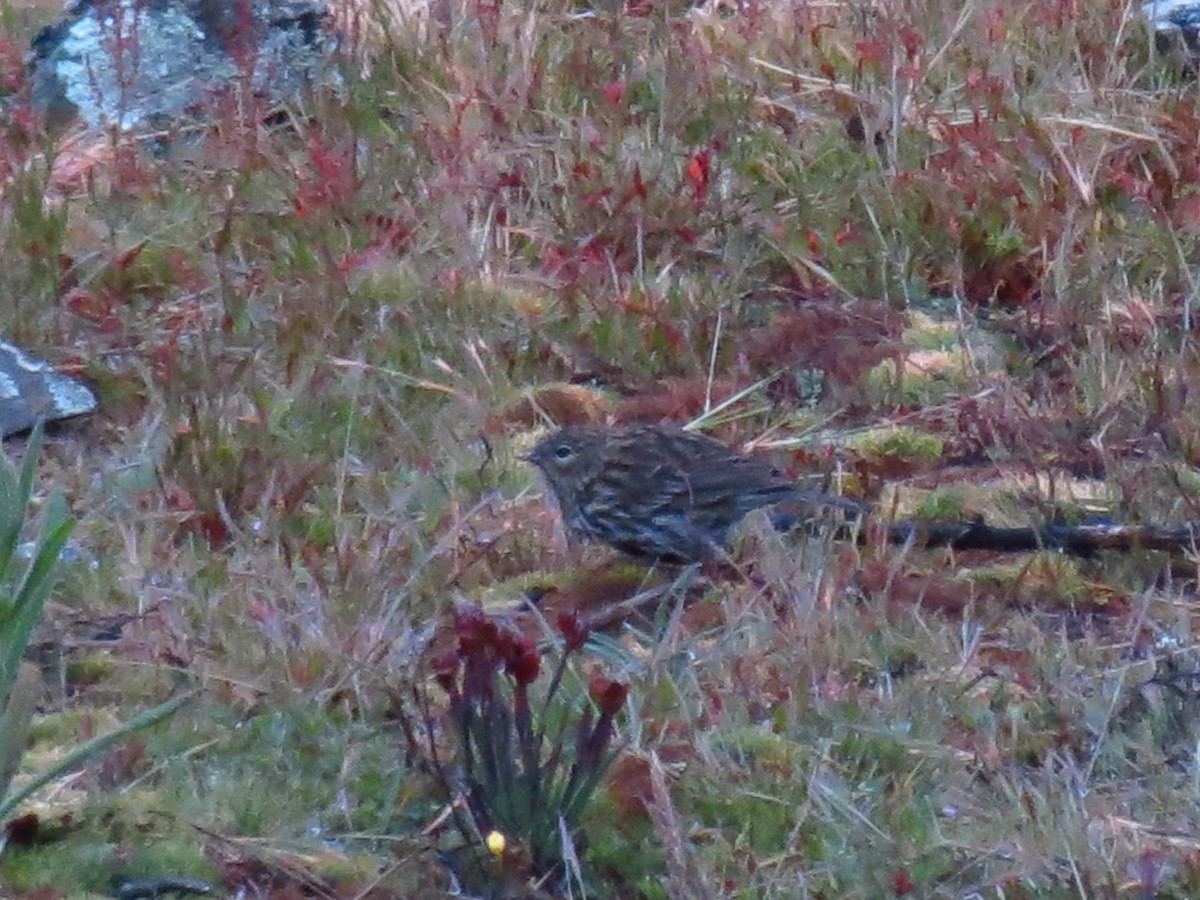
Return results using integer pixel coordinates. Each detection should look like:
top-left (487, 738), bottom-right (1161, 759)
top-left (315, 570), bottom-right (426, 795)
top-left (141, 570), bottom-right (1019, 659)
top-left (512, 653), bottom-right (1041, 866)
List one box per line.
top-left (3, 0), bottom-right (1200, 894)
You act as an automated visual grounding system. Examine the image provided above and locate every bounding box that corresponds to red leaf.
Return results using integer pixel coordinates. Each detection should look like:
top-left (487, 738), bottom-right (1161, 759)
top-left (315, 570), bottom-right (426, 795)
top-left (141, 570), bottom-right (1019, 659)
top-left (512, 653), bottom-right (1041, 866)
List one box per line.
top-left (898, 26), bottom-right (923, 60)
top-left (855, 38), bottom-right (888, 67)
top-left (631, 164), bottom-right (647, 200)
top-left (685, 149), bottom-right (710, 201)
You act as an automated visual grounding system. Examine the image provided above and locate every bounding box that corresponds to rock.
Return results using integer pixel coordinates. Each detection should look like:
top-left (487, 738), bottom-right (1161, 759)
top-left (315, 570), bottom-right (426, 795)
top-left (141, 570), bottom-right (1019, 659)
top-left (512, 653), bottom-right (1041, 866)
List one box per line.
top-left (0, 339), bottom-right (96, 437)
top-left (1143, 0), bottom-right (1200, 66)
top-left (26, 0), bottom-right (337, 131)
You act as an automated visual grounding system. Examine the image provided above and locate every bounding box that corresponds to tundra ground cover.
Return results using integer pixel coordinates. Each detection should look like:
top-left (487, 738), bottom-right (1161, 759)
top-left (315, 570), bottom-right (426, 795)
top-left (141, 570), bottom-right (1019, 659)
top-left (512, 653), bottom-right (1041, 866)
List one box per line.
top-left (3, 0), bottom-right (1200, 895)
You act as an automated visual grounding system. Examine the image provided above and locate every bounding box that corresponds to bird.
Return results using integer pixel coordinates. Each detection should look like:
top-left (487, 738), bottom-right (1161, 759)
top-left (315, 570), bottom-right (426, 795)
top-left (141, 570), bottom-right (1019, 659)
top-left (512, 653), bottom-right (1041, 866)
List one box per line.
top-left (524, 423), bottom-right (858, 563)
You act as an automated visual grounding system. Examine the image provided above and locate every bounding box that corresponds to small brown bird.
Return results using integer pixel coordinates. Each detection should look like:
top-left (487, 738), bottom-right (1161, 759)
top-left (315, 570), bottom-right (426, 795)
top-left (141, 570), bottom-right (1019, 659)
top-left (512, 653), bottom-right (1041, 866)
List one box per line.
top-left (525, 423), bottom-right (855, 563)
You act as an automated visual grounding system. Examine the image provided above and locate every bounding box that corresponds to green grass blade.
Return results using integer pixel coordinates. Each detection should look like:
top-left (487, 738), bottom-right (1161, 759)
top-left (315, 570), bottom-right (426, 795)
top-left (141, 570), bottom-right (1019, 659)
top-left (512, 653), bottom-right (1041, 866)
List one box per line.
top-left (0, 425), bottom-right (42, 611)
top-left (0, 689), bottom-right (199, 822)
top-left (0, 662), bottom-right (40, 804)
top-left (0, 500), bottom-right (73, 710)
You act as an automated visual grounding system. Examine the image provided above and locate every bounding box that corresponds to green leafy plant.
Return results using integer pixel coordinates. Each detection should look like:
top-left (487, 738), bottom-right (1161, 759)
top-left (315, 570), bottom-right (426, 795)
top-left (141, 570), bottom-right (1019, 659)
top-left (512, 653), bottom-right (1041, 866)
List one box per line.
top-left (0, 425), bottom-right (193, 825)
top-left (408, 604), bottom-right (628, 892)
top-left (0, 425), bottom-right (74, 813)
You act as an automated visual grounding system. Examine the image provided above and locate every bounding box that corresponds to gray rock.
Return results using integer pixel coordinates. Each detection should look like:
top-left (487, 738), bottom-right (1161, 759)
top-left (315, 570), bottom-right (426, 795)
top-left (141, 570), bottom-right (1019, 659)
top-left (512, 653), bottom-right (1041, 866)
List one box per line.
top-left (1144, 0), bottom-right (1200, 64)
top-left (27, 0), bottom-right (337, 131)
top-left (0, 339), bottom-right (96, 437)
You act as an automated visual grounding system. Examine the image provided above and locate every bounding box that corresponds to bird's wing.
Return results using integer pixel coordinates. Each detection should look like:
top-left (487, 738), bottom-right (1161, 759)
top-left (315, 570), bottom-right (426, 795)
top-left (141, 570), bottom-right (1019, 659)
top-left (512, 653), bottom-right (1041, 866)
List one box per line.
top-left (643, 430), bottom-right (794, 509)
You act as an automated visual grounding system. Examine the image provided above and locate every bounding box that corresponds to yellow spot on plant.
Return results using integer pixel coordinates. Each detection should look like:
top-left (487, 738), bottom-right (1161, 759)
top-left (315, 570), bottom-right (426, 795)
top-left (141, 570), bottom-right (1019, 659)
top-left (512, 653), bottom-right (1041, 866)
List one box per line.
top-left (486, 830), bottom-right (506, 857)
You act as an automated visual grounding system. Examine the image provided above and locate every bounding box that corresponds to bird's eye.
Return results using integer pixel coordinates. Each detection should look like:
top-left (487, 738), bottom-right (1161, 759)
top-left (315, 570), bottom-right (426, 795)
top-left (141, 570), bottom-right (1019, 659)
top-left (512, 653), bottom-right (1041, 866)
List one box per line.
top-left (554, 445), bottom-right (573, 460)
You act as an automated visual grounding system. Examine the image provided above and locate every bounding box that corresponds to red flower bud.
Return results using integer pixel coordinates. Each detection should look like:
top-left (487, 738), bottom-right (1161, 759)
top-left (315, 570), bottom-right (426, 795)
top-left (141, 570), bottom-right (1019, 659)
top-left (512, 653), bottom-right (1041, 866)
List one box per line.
top-left (454, 603), bottom-right (498, 656)
top-left (507, 648), bottom-right (541, 685)
top-left (588, 676), bottom-right (628, 717)
top-left (556, 611), bottom-right (589, 653)
top-left (497, 623), bottom-right (541, 685)
top-left (429, 648), bottom-right (460, 693)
